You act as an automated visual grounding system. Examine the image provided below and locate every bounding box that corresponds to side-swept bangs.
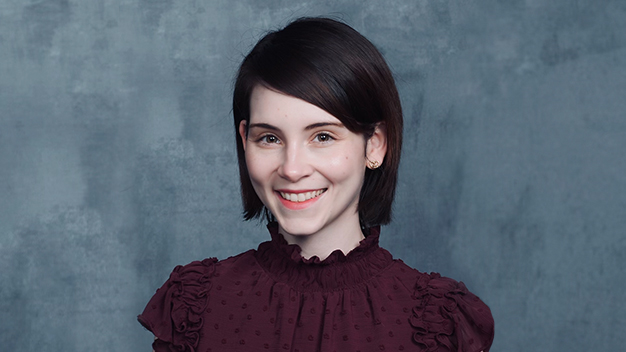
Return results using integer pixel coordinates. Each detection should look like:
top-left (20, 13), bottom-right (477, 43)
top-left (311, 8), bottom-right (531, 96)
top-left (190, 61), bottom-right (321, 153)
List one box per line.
top-left (233, 17), bottom-right (403, 227)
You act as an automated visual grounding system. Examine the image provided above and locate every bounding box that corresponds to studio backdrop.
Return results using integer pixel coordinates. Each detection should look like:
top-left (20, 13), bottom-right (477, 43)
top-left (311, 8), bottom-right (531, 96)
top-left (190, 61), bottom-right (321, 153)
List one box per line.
top-left (1, 1), bottom-right (625, 351)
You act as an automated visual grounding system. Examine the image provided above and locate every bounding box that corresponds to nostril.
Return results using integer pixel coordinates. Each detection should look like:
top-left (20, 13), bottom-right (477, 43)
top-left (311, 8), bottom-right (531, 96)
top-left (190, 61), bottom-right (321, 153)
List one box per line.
top-left (277, 154), bottom-right (313, 181)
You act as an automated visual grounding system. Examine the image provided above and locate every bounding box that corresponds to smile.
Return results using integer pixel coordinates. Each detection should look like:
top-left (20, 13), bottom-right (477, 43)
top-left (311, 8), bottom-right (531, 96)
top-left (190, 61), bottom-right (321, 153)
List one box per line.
top-left (279, 189), bottom-right (326, 203)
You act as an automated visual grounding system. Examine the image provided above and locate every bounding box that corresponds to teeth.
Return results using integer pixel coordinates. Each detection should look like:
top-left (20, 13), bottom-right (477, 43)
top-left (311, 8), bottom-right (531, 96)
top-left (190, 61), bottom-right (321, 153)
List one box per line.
top-left (280, 189), bottom-right (325, 203)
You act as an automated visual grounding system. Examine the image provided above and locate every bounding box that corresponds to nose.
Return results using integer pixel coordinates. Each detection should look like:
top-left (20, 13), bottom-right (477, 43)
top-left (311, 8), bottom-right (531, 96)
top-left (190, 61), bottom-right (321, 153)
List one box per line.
top-left (277, 144), bottom-right (313, 182)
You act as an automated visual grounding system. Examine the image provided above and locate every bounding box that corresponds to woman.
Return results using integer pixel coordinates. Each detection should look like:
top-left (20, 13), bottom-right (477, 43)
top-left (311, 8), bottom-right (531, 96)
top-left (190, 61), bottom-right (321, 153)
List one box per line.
top-left (138, 17), bottom-right (494, 352)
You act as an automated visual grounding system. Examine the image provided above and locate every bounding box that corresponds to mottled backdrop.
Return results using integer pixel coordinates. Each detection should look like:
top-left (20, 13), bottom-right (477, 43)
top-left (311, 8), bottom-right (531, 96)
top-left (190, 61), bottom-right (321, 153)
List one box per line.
top-left (1, 0), bottom-right (625, 351)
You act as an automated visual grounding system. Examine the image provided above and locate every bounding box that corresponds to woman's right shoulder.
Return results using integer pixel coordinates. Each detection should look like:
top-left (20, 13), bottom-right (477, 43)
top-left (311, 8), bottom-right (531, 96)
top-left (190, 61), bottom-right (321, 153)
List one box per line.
top-left (167, 249), bottom-right (257, 285)
top-left (137, 250), bottom-right (257, 351)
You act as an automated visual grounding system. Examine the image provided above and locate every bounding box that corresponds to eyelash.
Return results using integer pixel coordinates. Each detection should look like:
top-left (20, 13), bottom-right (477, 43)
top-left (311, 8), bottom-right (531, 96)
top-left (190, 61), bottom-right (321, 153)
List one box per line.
top-left (255, 132), bottom-right (335, 145)
top-left (257, 134), bottom-right (280, 144)
top-left (313, 132), bottom-right (334, 143)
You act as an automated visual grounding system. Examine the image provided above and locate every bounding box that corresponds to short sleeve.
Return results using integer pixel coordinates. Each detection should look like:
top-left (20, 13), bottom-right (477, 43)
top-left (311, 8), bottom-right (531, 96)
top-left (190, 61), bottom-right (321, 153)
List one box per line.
top-left (409, 273), bottom-right (495, 352)
top-left (137, 258), bottom-right (218, 352)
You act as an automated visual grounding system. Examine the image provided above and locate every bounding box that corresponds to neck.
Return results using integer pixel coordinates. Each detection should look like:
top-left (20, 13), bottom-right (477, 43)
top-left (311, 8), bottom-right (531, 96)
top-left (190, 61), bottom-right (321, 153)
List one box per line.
top-left (279, 216), bottom-right (365, 260)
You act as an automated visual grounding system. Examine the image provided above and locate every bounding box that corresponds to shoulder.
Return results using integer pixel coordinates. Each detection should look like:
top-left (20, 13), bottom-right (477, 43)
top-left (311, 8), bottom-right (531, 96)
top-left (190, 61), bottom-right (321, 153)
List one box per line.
top-left (391, 261), bottom-right (495, 352)
top-left (172, 249), bottom-right (256, 279)
top-left (157, 250), bottom-right (256, 289)
top-left (137, 250), bottom-right (256, 351)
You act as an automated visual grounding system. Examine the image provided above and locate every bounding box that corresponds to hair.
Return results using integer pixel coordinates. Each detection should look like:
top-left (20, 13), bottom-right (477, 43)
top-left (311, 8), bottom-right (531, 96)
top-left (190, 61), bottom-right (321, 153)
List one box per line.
top-left (233, 17), bottom-right (403, 228)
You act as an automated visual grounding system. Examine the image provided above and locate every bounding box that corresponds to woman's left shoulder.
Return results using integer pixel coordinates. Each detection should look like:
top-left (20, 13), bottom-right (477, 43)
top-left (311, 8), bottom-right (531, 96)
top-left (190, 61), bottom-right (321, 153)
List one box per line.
top-left (391, 261), bottom-right (495, 352)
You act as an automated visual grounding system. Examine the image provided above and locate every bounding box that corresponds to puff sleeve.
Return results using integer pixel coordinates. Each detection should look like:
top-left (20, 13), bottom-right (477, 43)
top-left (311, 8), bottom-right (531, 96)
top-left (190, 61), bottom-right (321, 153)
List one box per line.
top-left (409, 273), bottom-right (494, 352)
top-left (137, 258), bottom-right (218, 352)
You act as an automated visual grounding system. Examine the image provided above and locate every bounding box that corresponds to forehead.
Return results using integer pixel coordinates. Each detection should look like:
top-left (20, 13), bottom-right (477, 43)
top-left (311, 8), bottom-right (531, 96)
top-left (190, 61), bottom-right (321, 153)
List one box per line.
top-left (249, 85), bottom-right (340, 125)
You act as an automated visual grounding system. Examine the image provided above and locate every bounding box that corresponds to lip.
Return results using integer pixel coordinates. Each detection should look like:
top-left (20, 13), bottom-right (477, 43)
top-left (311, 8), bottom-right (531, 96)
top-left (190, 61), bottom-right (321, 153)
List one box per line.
top-left (275, 189), bottom-right (326, 210)
top-left (275, 189), bottom-right (323, 194)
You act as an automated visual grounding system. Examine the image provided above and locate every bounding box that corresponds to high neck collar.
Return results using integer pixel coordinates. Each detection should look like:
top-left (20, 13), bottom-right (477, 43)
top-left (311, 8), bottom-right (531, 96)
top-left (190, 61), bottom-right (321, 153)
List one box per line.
top-left (254, 223), bottom-right (394, 291)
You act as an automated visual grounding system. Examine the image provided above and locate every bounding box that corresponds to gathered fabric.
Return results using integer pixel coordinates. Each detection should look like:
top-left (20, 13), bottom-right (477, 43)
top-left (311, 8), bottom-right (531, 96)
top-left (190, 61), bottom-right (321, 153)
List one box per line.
top-left (138, 225), bottom-right (494, 352)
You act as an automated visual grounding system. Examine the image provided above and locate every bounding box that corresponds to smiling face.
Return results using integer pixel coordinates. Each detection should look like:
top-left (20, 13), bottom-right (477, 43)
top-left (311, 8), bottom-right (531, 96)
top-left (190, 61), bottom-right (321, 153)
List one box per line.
top-left (240, 85), bottom-right (386, 244)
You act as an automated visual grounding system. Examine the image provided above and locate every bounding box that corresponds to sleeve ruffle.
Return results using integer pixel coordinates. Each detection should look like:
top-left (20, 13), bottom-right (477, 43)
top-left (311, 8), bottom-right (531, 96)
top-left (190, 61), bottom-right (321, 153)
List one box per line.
top-left (409, 273), bottom-right (494, 352)
top-left (138, 258), bottom-right (218, 352)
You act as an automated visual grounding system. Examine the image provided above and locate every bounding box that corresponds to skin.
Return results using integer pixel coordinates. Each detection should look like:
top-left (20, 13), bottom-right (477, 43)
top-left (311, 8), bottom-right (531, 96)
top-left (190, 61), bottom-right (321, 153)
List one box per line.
top-left (239, 85), bottom-right (387, 260)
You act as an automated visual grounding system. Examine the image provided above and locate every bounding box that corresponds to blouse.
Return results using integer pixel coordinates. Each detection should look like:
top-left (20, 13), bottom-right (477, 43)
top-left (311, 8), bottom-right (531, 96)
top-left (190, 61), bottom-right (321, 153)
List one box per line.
top-left (138, 224), bottom-right (494, 352)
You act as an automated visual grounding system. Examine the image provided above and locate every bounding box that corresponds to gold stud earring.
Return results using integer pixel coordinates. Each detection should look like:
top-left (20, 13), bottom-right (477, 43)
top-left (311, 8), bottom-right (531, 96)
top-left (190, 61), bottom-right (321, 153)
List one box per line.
top-left (367, 158), bottom-right (380, 170)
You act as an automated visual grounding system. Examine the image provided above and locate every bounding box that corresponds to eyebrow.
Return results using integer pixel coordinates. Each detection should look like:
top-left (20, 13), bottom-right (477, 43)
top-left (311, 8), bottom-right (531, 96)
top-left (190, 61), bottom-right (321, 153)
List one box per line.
top-left (247, 122), bottom-right (344, 131)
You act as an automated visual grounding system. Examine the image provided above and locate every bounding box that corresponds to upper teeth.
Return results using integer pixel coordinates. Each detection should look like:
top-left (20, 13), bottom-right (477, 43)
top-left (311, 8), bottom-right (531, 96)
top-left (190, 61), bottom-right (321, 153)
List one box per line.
top-left (280, 189), bottom-right (325, 202)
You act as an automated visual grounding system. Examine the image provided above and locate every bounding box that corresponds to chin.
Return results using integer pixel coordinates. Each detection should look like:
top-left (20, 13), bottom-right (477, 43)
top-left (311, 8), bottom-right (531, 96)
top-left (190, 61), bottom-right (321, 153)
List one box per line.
top-left (276, 218), bottom-right (324, 237)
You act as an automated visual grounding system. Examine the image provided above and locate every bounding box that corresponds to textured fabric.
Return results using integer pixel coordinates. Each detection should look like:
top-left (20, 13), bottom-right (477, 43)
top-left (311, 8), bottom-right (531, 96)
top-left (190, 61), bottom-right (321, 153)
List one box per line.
top-left (138, 225), bottom-right (494, 352)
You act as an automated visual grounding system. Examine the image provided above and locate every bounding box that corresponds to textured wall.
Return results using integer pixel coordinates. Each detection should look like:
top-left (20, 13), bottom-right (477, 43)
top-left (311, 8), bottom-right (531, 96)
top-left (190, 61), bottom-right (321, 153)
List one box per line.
top-left (1, 1), bottom-right (625, 351)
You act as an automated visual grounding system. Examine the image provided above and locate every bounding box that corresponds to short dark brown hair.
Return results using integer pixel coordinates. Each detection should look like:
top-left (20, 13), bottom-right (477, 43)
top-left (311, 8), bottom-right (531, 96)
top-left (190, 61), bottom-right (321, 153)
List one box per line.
top-left (233, 17), bottom-right (403, 227)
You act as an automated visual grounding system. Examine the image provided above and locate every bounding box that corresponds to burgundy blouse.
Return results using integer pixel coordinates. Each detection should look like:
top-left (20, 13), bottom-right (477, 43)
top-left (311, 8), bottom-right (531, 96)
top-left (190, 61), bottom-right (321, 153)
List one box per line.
top-left (138, 225), bottom-right (494, 352)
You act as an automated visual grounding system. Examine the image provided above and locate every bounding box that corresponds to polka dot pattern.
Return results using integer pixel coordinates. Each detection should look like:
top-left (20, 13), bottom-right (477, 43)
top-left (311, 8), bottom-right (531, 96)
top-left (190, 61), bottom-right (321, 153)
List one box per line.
top-left (138, 227), bottom-right (494, 352)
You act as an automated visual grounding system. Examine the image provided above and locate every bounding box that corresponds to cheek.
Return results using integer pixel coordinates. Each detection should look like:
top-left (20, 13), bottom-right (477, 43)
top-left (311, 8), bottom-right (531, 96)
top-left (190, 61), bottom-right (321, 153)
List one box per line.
top-left (245, 149), bottom-right (284, 196)
top-left (244, 154), bottom-right (273, 205)
top-left (245, 151), bottom-right (268, 184)
top-left (326, 148), bottom-right (365, 179)
top-left (326, 155), bottom-right (346, 175)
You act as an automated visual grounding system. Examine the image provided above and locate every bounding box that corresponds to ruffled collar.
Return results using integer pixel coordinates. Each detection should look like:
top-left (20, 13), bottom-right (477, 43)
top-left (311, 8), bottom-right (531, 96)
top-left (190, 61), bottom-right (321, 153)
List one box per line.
top-left (254, 223), bottom-right (394, 291)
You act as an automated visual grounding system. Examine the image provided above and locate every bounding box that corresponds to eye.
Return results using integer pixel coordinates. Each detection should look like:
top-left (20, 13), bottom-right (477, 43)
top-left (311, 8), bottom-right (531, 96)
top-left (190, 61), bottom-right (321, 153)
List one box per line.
top-left (258, 134), bottom-right (281, 144)
top-left (314, 132), bottom-right (333, 143)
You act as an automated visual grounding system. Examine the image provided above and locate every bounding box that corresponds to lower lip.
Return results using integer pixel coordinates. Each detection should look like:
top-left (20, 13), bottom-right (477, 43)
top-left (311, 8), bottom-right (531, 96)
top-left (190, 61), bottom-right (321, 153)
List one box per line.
top-left (276, 191), bottom-right (324, 210)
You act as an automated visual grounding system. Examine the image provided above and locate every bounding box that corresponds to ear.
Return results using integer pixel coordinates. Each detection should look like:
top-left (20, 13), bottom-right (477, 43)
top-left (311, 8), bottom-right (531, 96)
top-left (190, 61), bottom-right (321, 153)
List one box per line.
top-left (239, 120), bottom-right (248, 151)
top-left (366, 123), bottom-right (388, 167)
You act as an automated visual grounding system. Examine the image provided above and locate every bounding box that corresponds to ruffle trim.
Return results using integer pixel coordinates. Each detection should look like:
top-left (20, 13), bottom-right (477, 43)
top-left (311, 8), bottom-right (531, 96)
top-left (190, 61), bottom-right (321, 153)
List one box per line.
top-left (266, 222), bottom-right (382, 265)
top-left (409, 273), bottom-right (494, 352)
top-left (255, 223), bottom-right (393, 291)
top-left (138, 258), bottom-right (218, 352)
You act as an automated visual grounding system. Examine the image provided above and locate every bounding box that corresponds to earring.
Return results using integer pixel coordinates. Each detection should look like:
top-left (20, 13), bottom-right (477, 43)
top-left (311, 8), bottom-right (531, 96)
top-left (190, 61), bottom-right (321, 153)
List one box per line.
top-left (367, 158), bottom-right (380, 170)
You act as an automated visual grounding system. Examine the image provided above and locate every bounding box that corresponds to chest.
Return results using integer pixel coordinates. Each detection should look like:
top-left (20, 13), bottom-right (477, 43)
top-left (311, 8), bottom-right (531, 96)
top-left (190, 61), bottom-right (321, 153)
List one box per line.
top-left (198, 276), bottom-right (419, 352)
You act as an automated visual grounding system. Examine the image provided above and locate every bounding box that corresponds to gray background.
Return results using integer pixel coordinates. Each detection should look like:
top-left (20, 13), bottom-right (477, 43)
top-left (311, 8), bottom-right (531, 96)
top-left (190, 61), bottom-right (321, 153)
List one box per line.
top-left (1, 0), bottom-right (624, 351)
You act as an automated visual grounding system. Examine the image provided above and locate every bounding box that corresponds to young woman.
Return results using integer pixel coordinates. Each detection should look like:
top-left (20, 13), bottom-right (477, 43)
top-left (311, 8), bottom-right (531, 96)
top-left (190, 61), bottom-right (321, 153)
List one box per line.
top-left (138, 17), bottom-right (494, 352)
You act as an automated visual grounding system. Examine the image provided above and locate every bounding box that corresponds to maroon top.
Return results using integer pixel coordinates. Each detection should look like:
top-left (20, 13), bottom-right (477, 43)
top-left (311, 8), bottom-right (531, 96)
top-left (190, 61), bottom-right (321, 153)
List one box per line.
top-left (138, 225), bottom-right (494, 352)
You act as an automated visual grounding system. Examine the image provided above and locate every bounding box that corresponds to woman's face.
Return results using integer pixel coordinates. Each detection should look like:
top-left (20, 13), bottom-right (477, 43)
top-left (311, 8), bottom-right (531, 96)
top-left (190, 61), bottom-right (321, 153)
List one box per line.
top-left (240, 85), bottom-right (385, 239)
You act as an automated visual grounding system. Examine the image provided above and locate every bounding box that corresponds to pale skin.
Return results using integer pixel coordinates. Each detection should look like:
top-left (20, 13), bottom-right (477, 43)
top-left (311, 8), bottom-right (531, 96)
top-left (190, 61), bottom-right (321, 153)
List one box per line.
top-left (239, 85), bottom-right (387, 260)
top-left (151, 87), bottom-right (485, 352)
top-left (151, 86), bottom-right (388, 346)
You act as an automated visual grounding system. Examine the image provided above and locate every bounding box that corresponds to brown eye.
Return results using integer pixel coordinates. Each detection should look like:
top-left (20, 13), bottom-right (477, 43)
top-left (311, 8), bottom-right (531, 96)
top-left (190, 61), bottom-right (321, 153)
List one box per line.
top-left (314, 133), bottom-right (333, 142)
top-left (260, 135), bottom-right (280, 144)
